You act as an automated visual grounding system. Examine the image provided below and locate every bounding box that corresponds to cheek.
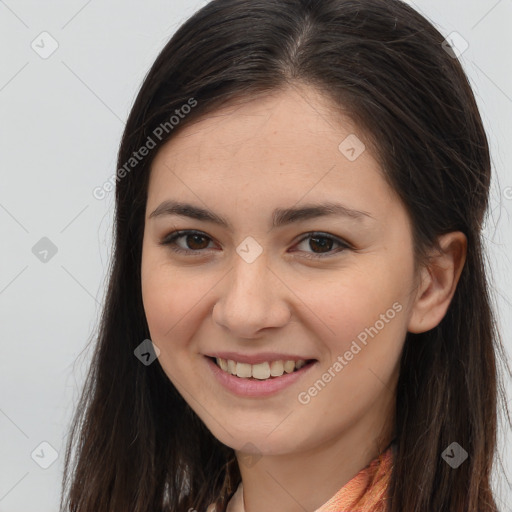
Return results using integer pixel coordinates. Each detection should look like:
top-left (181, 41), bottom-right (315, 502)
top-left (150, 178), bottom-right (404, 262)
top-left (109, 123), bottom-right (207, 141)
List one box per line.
top-left (295, 265), bottom-right (405, 341)
top-left (141, 253), bottom-right (189, 343)
top-left (141, 264), bottom-right (198, 384)
top-left (327, 266), bottom-right (410, 383)
top-left (140, 254), bottom-right (217, 351)
top-left (291, 263), bottom-right (410, 396)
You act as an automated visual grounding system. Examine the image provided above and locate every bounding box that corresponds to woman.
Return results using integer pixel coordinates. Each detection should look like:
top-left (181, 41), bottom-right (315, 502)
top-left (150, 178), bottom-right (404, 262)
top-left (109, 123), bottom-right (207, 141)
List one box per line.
top-left (60, 1), bottom-right (511, 511)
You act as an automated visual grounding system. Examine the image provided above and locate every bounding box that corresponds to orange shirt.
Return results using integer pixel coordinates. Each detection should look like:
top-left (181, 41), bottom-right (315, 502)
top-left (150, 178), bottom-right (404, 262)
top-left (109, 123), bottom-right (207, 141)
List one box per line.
top-left (207, 443), bottom-right (395, 512)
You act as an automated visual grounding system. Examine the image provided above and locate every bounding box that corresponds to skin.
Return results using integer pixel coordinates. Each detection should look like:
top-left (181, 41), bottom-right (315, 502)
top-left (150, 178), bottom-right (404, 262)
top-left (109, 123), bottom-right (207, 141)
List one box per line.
top-left (141, 84), bottom-right (467, 512)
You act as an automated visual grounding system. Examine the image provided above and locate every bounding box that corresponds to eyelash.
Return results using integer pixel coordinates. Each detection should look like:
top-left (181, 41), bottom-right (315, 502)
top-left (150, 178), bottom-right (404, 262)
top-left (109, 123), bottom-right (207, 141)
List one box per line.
top-left (159, 230), bottom-right (351, 259)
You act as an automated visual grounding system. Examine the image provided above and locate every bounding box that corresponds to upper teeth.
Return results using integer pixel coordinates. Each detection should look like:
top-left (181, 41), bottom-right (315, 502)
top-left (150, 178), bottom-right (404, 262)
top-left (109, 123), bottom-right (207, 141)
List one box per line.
top-left (216, 358), bottom-right (307, 379)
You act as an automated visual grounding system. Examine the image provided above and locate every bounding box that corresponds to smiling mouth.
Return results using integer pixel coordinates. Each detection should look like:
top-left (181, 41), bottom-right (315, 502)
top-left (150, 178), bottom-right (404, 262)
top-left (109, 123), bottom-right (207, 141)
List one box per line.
top-left (208, 356), bottom-right (316, 380)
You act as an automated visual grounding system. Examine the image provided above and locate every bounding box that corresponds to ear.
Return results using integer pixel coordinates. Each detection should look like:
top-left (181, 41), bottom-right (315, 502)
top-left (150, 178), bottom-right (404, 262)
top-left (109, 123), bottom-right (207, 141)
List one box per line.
top-left (407, 231), bottom-right (467, 334)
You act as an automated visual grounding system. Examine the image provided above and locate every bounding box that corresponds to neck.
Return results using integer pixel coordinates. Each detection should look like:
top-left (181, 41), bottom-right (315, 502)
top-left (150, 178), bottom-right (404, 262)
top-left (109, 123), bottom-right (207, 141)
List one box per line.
top-left (234, 413), bottom-right (395, 512)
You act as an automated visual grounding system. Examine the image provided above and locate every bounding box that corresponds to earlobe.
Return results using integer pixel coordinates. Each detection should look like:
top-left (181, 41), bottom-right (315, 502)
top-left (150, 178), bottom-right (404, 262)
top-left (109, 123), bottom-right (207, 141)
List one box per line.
top-left (407, 232), bottom-right (467, 334)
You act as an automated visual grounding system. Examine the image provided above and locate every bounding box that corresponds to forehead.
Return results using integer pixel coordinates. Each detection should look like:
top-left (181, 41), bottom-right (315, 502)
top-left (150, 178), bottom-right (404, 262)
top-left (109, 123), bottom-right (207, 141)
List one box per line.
top-left (154, 85), bottom-right (355, 163)
top-left (147, 85), bottom-right (399, 221)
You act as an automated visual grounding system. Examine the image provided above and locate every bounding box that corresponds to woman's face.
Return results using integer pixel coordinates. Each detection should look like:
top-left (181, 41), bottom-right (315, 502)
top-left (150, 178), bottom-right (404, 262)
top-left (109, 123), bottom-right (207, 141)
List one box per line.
top-left (141, 84), bottom-right (419, 456)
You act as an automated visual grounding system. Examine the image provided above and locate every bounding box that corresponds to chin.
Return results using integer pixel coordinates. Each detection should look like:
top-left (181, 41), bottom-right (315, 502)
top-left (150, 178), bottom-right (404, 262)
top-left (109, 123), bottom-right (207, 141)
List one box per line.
top-left (207, 422), bottom-right (304, 456)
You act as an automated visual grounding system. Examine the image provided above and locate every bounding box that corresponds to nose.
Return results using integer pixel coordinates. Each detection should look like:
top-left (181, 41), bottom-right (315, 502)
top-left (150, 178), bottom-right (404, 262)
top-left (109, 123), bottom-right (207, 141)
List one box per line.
top-left (212, 253), bottom-right (292, 339)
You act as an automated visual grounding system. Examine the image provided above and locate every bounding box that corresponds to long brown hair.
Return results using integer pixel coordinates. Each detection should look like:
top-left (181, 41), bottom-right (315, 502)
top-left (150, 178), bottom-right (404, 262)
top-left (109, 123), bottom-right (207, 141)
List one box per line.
top-left (60, 1), bottom-right (511, 510)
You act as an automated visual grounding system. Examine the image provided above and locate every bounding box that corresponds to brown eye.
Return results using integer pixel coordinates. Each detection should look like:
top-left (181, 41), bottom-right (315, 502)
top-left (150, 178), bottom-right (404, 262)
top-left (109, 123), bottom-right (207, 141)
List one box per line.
top-left (308, 236), bottom-right (334, 253)
top-left (160, 230), bottom-right (216, 255)
top-left (293, 232), bottom-right (350, 259)
top-left (183, 233), bottom-right (210, 250)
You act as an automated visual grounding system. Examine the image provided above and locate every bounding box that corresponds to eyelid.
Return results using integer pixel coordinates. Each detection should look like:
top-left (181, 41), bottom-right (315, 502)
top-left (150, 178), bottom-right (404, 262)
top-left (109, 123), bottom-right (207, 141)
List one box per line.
top-left (159, 229), bottom-right (352, 258)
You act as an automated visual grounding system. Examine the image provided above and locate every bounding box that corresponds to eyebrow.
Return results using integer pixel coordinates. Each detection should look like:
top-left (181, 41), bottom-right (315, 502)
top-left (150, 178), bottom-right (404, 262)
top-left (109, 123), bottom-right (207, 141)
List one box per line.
top-left (149, 200), bottom-right (374, 230)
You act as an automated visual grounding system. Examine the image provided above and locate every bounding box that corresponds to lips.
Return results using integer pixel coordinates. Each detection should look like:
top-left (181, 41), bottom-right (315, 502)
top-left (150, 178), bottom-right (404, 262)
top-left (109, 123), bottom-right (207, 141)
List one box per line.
top-left (205, 355), bottom-right (317, 397)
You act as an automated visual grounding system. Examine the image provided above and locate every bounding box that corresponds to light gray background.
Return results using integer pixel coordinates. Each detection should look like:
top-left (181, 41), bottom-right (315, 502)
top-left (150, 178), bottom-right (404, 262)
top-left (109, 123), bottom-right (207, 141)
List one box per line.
top-left (0, 1), bottom-right (511, 511)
